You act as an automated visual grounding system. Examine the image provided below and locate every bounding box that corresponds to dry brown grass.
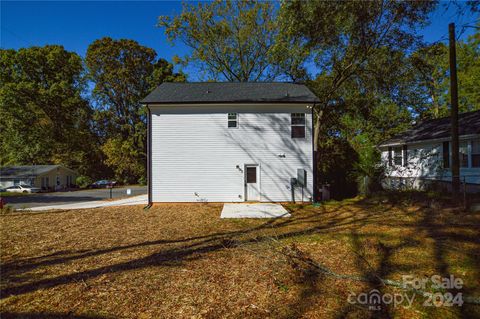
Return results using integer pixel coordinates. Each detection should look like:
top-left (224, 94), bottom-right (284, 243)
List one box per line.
top-left (1, 194), bottom-right (479, 318)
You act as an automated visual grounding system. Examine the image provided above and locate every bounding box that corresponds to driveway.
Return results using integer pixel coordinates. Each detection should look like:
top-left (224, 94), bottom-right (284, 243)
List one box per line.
top-left (25, 194), bottom-right (148, 211)
top-left (3, 186), bottom-right (147, 209)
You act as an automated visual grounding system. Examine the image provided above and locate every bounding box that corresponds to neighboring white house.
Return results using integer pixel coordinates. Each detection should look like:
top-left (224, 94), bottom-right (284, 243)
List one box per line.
top-left (141, 82), bottom-right (319, 203)
top-left (378, 110), bottom-right (480, 192)
top-left (0, 165), bottom-right (78, 190)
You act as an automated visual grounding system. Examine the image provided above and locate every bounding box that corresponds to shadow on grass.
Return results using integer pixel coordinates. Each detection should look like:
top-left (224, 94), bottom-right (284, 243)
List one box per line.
top-left (0, 312), bottom-right (111, 319)
top-left (1, 192), bottom-right (479, 318)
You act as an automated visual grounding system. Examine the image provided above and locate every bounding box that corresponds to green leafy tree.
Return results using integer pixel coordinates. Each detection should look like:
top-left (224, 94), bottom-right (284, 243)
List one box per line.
top-left (276, 1), bottom-right (437, 196)
top-left (159, 0), bottom-right (279, 81)
top-left (308, 49), bottom-right (416, 197)
top-left (0, 46), bottom-right (97, 176)
top-left (411, 26), bottom-right (480, 119)
top-left (85, 37), bottom-right (185, 183)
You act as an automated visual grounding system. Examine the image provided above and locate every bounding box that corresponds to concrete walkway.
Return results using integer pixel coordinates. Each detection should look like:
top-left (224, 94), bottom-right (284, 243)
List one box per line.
top-left (23, 194), bottom-right (148, 211)
top-left (221, 203), bottom-right (290, 218)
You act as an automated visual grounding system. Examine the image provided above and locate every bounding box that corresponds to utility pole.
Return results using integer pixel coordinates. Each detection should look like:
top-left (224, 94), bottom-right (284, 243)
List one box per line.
top-left (449, 23), bottom-right (460, 202)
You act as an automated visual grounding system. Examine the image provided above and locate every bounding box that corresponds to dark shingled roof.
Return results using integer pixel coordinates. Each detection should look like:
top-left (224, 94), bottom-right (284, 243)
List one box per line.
top-left (379, 110), bottom-right (480, 147)
top-left (141, 82), bottom-right (319, 104)
top-left (0, 165), bottom-right (72, 179)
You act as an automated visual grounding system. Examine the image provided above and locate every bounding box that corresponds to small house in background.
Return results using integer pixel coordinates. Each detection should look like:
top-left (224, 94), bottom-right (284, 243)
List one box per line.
top-left (379, 110), bottom-right (480, 192)
top-left (0, 165), bottom-right (78, 191)
top-left (141, 82), bottom-right (319, 203)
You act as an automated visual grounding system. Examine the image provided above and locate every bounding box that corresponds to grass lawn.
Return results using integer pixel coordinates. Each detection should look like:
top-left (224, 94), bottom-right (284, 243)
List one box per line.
top-left (0, 192), bottom-right (32, 197)
top-left (1, 194), bottom-right (479, 318)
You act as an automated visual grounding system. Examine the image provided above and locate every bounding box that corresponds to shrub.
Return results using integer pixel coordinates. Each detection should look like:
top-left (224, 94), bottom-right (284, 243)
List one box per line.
top-left (0, 205), bottom-right (13, 214)
top-left (76, 175), bottom-right (93, 188)
top-left (138, 176), bottom-right (147, 186)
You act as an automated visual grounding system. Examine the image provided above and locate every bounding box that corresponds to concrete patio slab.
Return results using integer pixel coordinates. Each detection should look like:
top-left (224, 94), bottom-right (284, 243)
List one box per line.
top-left (221, 203), bottom-right (290, 218)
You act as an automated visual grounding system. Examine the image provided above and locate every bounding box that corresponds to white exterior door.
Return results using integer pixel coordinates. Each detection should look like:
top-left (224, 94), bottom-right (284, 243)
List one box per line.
top-left (245, 165), bottom-right (260, 201)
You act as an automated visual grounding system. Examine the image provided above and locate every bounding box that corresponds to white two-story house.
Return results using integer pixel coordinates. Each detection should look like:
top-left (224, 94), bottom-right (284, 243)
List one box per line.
top-left (379, 110), bottom-right (480, 192)
top-left (141, 82), bottom-right (319, 203)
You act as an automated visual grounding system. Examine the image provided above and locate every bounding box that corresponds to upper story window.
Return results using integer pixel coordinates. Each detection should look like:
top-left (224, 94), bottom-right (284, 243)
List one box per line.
top-left (291, 113), bottom-right (305, 138)
top-left (228, 113), bottom-right (237, 128)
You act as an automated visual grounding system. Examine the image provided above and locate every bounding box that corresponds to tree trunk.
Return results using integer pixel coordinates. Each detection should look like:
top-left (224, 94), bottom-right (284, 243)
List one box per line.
top-left (449, 23), bottom-right (460, 203)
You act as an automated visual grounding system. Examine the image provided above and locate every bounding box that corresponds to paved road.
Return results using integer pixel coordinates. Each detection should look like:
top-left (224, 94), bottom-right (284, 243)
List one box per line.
top-left (3, 186), bottom-right (147, 209)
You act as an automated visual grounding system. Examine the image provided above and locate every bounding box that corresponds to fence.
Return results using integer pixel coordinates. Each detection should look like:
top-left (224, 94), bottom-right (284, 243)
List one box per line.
top-left (382, 175), bottom-right (480, 208)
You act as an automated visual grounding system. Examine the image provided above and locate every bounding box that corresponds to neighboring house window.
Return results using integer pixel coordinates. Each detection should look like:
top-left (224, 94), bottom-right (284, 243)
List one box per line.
top-left (388, 147), bottom-right (393, 166)
top-left (393, 146), bottom-right (403, 166)
top-left (402, 145), bottom-right (408, 167)
top-left (443, 141), bottom-right (450, 168)
top-left (228, 113), bottom-right (237, 128)
top-left (460, 142), bottom-right (468, 168)
top-left (291, 113), bottom-right (305, 138)
top-left (13, 179), bottom-right (20, 185)
top-left (472, 140), bottom-right (480, 168)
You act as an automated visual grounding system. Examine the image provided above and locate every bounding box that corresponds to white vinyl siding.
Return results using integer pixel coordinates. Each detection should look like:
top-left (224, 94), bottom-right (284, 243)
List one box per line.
top-left (150, 104), bottom-right (313, 202)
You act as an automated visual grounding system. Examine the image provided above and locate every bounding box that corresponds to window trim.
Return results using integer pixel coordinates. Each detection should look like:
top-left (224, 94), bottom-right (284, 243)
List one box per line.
top-left (291, 113), bottom-right (306, 139)
top-left (402, 145), bottom-right (408, 167)
top-left (459, 142), bottom-right (469, 168)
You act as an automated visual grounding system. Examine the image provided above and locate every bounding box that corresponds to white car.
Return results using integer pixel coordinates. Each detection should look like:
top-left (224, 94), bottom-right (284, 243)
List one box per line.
top-left (5, 184), bottom-right (41, 193)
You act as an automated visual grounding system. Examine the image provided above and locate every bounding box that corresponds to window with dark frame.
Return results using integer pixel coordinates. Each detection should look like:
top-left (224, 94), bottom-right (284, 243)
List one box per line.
top-left (443, 141), bottom-right (450, 168)
top-left (291, 113), bottom-right (305, 138)
top-left (472, 140), bottom-right (480, 168)
top-left (388, 147), bottom-right (393, 166)
top-left (228, 113), bottom-right (237, 128)
top-left (393, 147), bottom-right (403, 166)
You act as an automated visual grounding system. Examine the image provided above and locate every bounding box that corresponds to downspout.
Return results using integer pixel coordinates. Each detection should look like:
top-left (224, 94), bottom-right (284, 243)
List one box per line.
top-left (144, 104), bottom-right (153, 210)
top-left (311, 102), bottom-right (317, 202)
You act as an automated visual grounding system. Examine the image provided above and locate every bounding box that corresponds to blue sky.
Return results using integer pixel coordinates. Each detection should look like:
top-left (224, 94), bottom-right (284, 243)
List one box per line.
top-left (1, 1), bottom-right (478, 80)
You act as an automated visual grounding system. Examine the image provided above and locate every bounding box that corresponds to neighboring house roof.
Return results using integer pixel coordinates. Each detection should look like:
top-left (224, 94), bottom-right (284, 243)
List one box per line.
top-left (0, 165), bottom-right (75, 179)
top-left (379, 110), bottom-right (480, 147)
top-left (141, 82), bottom-right (320, 104)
